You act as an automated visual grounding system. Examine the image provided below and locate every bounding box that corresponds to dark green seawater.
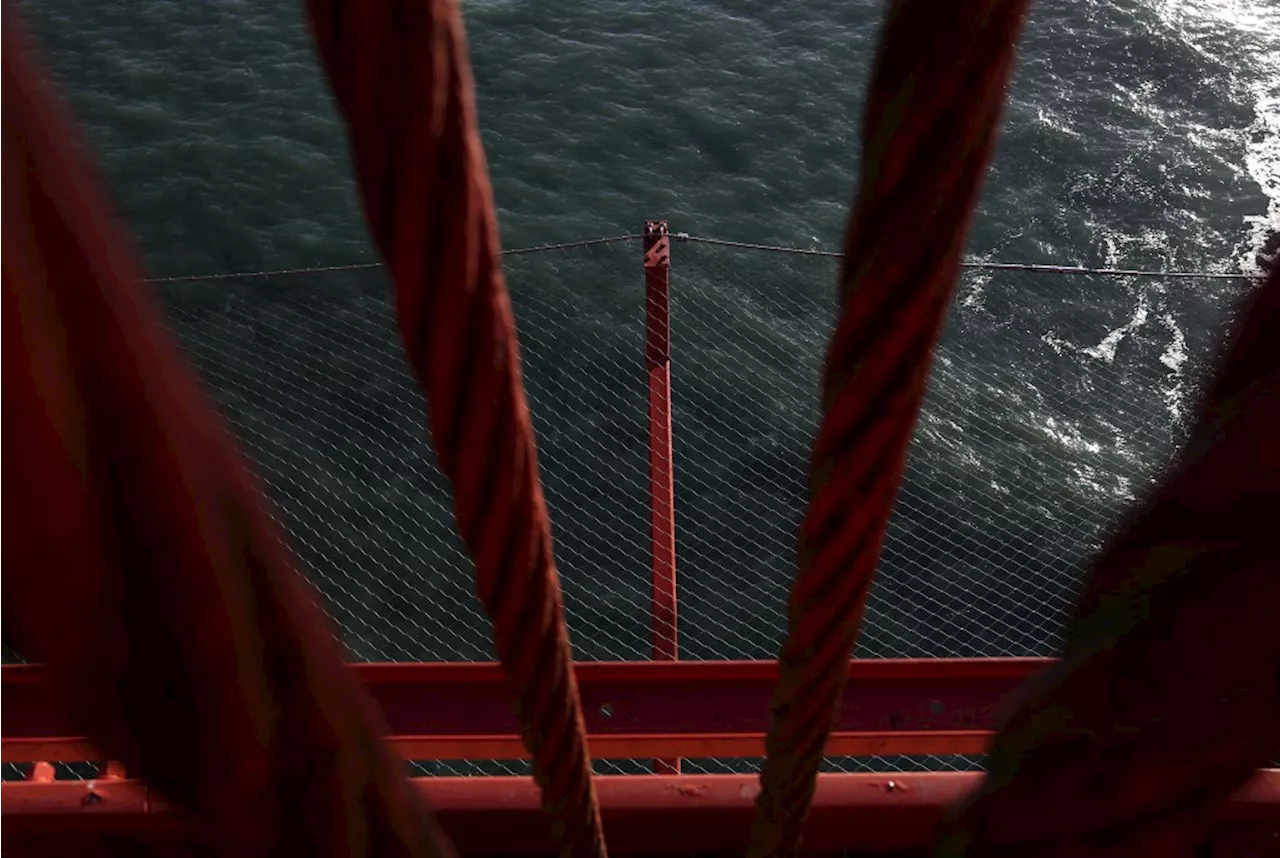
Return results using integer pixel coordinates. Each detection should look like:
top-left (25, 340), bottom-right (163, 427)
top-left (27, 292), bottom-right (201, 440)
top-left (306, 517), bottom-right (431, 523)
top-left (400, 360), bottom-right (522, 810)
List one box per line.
top-left (9, 1), bottom-right (1278, 674)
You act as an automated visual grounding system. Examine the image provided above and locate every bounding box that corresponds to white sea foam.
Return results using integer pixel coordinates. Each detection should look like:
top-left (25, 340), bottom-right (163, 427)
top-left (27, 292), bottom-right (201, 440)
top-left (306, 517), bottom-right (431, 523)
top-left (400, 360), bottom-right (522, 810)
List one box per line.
top-left (1149, 0), bottom-right (1280, 271)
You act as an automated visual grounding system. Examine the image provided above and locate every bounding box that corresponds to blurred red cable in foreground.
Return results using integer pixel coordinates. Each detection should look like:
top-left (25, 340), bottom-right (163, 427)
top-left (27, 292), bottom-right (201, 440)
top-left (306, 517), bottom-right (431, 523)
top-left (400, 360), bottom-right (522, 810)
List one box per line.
top-left (935, 269), bottom-right (1280, 855)
top-left (2, 15), bottom-right (454, 858)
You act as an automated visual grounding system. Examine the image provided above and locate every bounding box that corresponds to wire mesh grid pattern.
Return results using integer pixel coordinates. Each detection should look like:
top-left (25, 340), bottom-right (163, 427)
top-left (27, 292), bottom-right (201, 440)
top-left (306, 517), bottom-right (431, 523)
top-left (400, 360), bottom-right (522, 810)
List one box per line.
top-left (7, 234), bottom-right (1232, 780)
top-left (669, 242), bottom-right (1194, 667)
top-left (158, 270), bottom-right (491, 663)
top-left (160, 245), bottom-right (654, 778)
top-left (502, 248), bottom-right (654, 663)
top-left (151, 245), bottom-right (657, 666)
top-left (664, 241), bottom-right (1209, 776)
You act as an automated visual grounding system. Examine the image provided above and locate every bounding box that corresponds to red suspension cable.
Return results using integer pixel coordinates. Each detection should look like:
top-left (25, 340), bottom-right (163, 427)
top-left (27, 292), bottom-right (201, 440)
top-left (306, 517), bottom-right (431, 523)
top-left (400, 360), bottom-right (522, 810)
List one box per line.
top-left (301, 2), bottom-right (606, 857)
top-left (2, 17), bottom-right (453, 858)
top-left (747, 4), bottom-right (1030, 857)
top-left (934, 268), bottom-right (1280, 855)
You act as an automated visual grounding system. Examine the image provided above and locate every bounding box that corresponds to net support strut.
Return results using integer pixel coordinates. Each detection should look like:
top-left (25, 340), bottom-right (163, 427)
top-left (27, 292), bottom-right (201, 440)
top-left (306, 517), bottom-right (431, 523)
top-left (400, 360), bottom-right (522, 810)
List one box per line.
top-left (643, 220), bottom-right (679, 775)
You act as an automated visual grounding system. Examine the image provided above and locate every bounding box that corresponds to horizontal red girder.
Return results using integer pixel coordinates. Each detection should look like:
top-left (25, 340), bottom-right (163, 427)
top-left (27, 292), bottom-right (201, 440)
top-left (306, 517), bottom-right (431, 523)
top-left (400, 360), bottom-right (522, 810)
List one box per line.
top-left (2, 659), bottom-right (1045, 761)
top-left (3, 771), bottom-right (1277, 854)
top-left (0, 730), bottom-right (995, 763)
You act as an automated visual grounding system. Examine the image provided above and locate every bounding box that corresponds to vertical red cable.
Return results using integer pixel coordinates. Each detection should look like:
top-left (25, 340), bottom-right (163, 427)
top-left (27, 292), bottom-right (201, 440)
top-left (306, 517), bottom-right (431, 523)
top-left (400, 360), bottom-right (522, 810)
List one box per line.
top-left (302, 2), bottom-right (606, 856)
top-left (747, 3), bottom-right (1029, 857)
top-left (3, 17), bottom-right (454, 858)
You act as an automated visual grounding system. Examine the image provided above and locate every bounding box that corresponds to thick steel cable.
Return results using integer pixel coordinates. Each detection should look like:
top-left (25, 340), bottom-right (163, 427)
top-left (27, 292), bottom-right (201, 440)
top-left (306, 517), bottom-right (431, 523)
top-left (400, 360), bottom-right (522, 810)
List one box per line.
top-left (2, 17), bottom-right (453, 858)
top-left (933, 266), bottom-right (1280, 855)
top-left (301, 2), bottom-right (606, 857)
top-left (746, 4), bottom-right (1030, 858)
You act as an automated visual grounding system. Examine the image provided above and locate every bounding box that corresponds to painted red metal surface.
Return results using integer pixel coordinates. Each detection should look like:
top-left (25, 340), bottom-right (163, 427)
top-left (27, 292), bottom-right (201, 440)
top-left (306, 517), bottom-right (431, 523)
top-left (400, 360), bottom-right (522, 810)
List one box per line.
top-left (4, 771), bottom-right (1277, 855)
top-left (2, 659), bottom-right (1045, 762)
top-left (2, 731), bottom-right (993, 764)
top-left (643, 219), bottom-right (677, 664)
top-left (643, 218), bottom-right (679, 776)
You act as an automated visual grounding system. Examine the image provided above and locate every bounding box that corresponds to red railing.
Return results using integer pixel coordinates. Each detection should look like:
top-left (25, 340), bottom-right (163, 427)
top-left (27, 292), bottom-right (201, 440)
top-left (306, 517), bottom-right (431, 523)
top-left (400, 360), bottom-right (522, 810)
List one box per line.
top-left (4, 659), bottom-right (1279, 854)
top-left (2, 659), bottom-right (1045, 764)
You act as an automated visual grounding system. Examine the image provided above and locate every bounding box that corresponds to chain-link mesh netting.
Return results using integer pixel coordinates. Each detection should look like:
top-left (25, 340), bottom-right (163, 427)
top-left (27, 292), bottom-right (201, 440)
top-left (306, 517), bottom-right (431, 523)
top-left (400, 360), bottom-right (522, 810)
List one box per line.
top-left (157, 267), bottom-right (489, 662)
top-left (503, 247), bottom-right (653, 662)
top-left (8, 234), bottom-right (1246, 779)
top-left (152, 243), bottom-right (653, 665)
top-left (665, 240), bottom-right (1233, 775)
top-left (670, 241), bottom-right (1215, 664)
top-left (159, 243), bottom-right (655, 778)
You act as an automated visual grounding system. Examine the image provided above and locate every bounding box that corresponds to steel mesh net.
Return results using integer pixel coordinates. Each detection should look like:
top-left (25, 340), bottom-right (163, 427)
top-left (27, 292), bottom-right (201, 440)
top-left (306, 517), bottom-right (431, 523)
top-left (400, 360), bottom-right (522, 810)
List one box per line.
top-left (8, 236), bottom-right (1237, 779)
top-left (152, 244), bottom-right (655, 664)
top-left (662, 240), bottom-right (1219, 775)
top-left (668, 242), bottom-right (1197, 668)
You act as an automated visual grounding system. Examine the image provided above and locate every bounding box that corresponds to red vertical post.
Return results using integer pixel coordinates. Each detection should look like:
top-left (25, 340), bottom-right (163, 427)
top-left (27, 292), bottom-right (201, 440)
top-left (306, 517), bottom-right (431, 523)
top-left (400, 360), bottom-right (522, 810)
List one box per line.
top-left (643, 220), bottom-right (679, 775)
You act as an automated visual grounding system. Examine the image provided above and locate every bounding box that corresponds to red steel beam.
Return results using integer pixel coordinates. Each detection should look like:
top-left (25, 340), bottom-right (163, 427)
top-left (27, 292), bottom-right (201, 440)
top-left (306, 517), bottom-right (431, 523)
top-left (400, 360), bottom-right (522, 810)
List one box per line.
top-left (2, 730), bottom-right (993, 764)
top-left (643, 218), bottom-right (678, 776)
top-left (2, 659), bottom-right (1046, 761)
top-left (4, 771), bottom-right (1277, 854)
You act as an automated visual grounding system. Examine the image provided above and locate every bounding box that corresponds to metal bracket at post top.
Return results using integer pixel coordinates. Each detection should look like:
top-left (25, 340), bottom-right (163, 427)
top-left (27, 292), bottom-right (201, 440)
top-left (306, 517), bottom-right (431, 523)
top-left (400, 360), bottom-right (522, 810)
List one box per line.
top-left (642, 220), bottom-right (679, 775)
top-left (643, 220), bottom-right (672, 367)
top-left (643, 220), bottom-right (671, 267)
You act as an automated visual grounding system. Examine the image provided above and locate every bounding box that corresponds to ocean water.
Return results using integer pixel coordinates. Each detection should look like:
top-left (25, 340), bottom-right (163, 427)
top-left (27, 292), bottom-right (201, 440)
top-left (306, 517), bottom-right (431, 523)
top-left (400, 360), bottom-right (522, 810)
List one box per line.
top-left (10, 1), bottom-right (1279, 666)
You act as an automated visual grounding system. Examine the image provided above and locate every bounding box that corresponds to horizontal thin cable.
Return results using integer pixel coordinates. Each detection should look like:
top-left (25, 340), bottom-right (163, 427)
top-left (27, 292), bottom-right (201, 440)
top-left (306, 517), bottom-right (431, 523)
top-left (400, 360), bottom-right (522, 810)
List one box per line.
top-left (674, 235), bottom-right (1256, 280)
top-left (145, 235), bottom-right (645, 283)
top-left (147, 261), bottom-right (386, 284)
top-left (673, 234), bottom-right (843, 258)
top-left (143, 231), bottom-right (1257, 284)
top-left (501, 234), bottom-right (645, 256)
top-left (962, 260), bottom-right (1252, 279)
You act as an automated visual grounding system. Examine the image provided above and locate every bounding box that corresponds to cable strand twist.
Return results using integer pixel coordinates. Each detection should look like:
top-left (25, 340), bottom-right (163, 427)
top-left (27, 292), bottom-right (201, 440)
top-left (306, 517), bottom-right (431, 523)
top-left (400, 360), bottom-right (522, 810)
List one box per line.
top-left (303, 2), bottom-right (605, 857)
top-left (747, 4), bottom-right (1030, 857)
